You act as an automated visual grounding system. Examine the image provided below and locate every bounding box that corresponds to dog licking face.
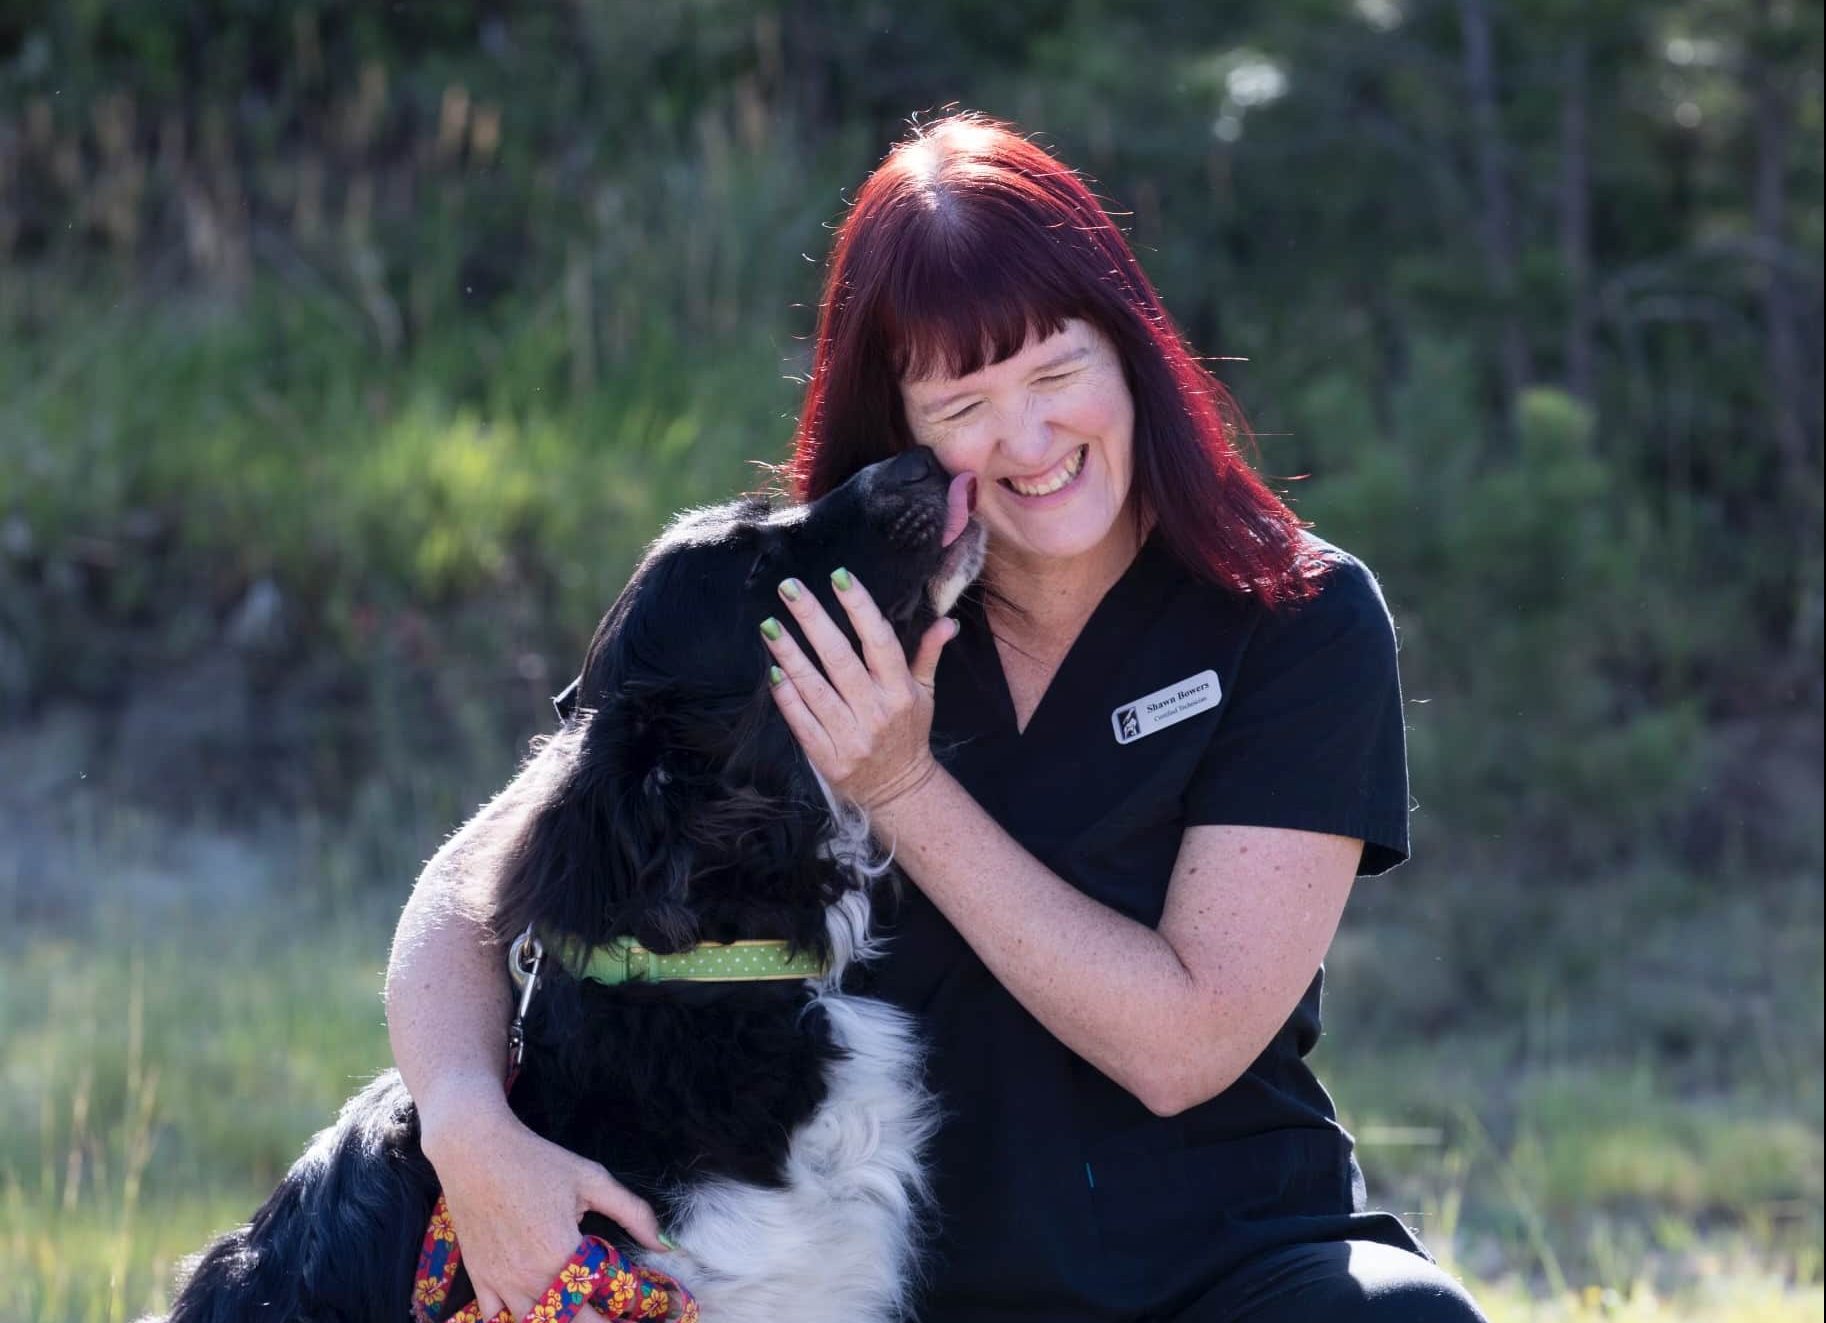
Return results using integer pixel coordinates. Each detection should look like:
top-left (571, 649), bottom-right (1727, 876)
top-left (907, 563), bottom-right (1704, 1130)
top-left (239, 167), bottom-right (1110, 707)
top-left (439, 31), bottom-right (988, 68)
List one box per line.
top-left (492, 445), bottom-right (985, 962)
top-left (575, 444), bottom-right (982, 699)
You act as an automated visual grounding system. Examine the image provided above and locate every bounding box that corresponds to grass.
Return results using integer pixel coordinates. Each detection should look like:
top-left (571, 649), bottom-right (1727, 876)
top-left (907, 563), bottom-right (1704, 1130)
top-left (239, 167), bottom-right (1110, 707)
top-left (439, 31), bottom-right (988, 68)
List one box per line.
top-left (1, 797), bottom-right (1821, 1322)
top-left (1473, 1278), bottom-right (1822, 1321)
top-left (0, 871), bottom-right (396, 1321)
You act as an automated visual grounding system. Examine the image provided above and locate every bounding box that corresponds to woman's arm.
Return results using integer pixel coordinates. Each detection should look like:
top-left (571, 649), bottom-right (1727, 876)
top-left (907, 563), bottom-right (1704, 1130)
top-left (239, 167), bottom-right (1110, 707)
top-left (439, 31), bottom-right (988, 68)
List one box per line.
top-left (761, 574), bottom-right (1358, 1116)
top-left (384, 754), bottom-right (670, 1320)
top-left (385, 801), bottom-right (517, 1139)
top-left (871, 775), bottom-right (1357, 1115)
top-left (386, 737), bottom-right (593, 1118)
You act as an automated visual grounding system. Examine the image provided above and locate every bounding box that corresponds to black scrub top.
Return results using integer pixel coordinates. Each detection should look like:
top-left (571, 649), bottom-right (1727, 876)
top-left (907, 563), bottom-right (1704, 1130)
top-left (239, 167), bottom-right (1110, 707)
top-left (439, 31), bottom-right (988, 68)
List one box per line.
top-left (862, 530), bottom-right (1423, 1322)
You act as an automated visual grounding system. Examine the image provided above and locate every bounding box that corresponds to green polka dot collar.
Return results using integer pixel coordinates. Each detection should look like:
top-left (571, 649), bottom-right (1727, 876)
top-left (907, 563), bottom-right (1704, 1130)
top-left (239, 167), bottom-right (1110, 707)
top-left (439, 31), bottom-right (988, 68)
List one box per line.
top-left (556, 935), bottom-right (830, 986)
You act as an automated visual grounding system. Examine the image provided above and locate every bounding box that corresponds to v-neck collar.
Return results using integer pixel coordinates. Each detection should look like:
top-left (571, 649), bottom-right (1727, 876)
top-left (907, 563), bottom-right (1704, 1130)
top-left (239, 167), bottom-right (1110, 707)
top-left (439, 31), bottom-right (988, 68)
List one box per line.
top-left (950, 529), bottom-right (1180, 743)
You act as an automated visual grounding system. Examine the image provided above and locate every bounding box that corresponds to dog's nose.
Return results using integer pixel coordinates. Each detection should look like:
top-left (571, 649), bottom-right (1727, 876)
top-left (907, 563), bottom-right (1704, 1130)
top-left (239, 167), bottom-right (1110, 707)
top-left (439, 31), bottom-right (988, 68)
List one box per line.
top-left (887, 447), bottom-right (942, 486)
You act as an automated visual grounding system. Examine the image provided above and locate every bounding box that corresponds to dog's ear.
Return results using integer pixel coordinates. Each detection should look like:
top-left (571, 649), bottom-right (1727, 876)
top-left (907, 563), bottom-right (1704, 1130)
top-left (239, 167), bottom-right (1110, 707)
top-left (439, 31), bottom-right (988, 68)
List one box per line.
top-left (491, 686), bottom-right (698, 953)
top-left (741, 522), bottom-right (789, 594)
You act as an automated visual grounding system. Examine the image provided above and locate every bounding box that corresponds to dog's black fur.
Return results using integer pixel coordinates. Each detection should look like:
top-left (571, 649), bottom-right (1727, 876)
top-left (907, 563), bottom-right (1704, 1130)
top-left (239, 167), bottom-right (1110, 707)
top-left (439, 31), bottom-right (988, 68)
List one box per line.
top-left (161, 446), bottom-right (973, 1321)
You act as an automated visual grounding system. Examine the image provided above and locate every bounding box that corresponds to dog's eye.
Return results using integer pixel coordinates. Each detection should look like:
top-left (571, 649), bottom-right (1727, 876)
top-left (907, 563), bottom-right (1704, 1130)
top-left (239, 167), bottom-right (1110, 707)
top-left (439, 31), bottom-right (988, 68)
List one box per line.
top-left (644, 766), bottom-right (672, 796)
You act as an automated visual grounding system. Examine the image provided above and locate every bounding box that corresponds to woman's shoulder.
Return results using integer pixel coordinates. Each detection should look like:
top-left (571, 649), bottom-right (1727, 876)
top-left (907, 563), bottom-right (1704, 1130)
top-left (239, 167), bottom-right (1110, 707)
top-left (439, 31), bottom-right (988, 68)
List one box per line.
top-left (1231, 532), bottom-right (1402, 690)
top-left (1154, 528), bottom-right (1396, 637)
top-left (1290, 531), bottom-right (1397, 627)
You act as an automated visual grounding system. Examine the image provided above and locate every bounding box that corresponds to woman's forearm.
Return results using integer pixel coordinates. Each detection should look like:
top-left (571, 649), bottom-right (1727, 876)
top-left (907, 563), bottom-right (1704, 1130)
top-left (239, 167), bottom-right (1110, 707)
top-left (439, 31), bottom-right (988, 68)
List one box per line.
top-left (872, 766), bottom-right (1359, 1116)
top-left (869, 767), bottom-right (1206, 1108)
top-left (383, 746), bottom-right (676, 1291)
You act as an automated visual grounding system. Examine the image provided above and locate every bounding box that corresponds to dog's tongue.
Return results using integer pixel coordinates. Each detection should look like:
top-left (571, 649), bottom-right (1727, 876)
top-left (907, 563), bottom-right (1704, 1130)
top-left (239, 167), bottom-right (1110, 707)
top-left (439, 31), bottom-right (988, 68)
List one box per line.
top-left (941, 472), bottom-right (977, 547)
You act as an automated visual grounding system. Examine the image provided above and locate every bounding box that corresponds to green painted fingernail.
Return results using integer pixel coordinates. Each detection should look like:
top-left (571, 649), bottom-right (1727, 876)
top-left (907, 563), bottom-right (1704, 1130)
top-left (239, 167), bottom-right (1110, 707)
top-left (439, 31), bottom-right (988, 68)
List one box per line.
top-left (830, 567), bottom-right (853, 592)
top-left (778, 578), bottom-right (801, 602)
top-left (658, 1231), bottom-right (678, 1251)
top-left (760, 617), bottom-right (783, 641)
top-left (768, 665), bottom-right (785, 687)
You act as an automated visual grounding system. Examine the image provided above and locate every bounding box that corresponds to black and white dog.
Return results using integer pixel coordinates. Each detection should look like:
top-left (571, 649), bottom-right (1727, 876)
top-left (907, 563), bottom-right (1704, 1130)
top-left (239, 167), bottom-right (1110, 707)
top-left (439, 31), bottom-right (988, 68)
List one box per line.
top-left (161, 446), bottom-right (985, 1322)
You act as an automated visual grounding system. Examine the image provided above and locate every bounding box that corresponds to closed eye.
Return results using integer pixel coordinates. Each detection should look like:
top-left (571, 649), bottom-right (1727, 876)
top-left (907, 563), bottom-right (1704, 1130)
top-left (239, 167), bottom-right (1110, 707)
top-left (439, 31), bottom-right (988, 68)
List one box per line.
top-left (937, 372), bottom-right (1077, 423)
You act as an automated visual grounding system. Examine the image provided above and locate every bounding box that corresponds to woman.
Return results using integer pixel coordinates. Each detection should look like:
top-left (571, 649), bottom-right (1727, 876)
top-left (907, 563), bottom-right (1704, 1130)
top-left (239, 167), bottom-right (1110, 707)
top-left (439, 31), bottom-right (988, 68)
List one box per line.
top-left (386, 113), bottom-right (1487, 1322)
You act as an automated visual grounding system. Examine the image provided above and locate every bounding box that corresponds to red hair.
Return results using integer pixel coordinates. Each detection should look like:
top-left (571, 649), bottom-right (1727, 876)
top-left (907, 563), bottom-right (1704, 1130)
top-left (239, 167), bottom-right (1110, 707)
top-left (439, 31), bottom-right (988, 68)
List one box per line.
top-left (787, 112), bottom-right (1315, 605)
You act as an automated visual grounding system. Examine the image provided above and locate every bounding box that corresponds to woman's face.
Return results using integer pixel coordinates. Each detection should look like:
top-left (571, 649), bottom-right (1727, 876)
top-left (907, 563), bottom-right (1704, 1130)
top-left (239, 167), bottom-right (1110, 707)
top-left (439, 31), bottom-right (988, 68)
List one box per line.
top-left (901, 319), bottom-right (1136, 574)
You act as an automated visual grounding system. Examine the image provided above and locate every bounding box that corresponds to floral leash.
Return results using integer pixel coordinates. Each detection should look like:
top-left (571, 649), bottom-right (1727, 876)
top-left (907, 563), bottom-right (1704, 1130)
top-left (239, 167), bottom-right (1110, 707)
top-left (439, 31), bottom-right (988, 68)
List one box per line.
top-left (410, 1196), bottom-right (697, 1323)
top-left (409, 929), bottom-right (700, 1323)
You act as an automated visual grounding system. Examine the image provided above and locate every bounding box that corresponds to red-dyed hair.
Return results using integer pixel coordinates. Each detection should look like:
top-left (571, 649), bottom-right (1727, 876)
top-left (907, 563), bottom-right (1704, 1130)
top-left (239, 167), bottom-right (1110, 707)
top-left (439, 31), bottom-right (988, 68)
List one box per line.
top-left (787, 112), bottom-right (1315, 605)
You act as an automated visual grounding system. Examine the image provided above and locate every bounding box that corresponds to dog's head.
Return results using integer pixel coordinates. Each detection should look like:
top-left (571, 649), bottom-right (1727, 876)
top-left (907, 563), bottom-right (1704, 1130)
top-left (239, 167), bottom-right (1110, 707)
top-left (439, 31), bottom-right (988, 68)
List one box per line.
top-left (492, 446), bottom-right (985, 962)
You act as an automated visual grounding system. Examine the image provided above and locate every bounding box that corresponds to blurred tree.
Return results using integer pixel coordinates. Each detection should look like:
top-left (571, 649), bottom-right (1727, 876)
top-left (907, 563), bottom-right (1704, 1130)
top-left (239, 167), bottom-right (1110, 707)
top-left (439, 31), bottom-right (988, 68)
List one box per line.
top-left (0, 0), bottom-right (1818, 867)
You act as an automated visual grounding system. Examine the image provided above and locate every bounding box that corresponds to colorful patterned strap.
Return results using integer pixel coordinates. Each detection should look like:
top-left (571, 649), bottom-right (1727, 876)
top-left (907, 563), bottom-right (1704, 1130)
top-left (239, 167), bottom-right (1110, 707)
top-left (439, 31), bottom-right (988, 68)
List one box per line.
top-left (411, 1193), bottom-right (699, 1323)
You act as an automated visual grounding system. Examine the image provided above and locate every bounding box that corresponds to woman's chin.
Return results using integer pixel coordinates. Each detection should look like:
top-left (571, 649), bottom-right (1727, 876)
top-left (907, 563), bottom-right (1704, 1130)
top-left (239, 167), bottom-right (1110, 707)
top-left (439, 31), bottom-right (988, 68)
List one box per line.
top-left (986, 506), bottom-right (1125, 568)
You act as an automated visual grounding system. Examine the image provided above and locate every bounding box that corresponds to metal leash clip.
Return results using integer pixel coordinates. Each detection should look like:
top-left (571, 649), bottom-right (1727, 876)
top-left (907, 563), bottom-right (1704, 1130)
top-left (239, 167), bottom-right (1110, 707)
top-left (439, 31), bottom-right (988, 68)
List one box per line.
top-left (506, 924), bottom-right (543, 1077)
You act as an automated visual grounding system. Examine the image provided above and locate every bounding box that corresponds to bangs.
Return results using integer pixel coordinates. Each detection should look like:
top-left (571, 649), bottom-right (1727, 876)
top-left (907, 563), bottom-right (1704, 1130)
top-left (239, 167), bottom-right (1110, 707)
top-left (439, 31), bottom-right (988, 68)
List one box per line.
top-left (792, 112), bottom-right (1310, 607)
top-left (875, 215), bottom-right (1090, 384)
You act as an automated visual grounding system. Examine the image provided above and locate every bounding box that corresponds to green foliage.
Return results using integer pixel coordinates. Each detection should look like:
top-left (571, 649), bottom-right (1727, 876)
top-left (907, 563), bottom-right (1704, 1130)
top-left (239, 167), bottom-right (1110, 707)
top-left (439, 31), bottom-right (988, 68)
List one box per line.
top-left (1289, 360), bottom-right (1718, 865)
top-left (3, 0), bottom-right (1823, 935)
top-left (0, 270), bottom-right (793, 724)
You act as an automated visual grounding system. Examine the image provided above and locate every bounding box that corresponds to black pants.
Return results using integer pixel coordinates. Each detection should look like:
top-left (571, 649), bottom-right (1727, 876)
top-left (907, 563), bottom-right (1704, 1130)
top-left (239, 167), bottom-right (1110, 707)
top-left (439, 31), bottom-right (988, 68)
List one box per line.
top-left (1168, 1239), bottom-right (1488, 1322)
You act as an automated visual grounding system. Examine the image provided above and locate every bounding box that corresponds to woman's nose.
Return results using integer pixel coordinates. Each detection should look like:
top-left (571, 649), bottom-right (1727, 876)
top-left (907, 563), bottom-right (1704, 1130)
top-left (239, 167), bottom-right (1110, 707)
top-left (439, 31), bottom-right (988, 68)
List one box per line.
top-left (996, 404), bottom-right (1054, 469)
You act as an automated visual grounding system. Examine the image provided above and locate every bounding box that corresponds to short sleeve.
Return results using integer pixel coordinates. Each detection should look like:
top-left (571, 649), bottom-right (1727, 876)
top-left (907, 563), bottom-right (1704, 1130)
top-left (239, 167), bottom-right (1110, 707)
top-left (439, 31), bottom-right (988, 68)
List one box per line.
top-left (1183, 551), bottom-right (1411, 876)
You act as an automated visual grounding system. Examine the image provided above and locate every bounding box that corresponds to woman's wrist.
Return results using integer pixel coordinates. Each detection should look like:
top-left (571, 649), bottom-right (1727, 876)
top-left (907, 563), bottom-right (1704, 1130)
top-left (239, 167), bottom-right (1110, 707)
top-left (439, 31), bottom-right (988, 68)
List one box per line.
top-left (860, 753), bottom-right (943, 813)
top-left (414, 1069), bottom-right (518, 1160)
top-left (868, 759), bottom-right (956, 837)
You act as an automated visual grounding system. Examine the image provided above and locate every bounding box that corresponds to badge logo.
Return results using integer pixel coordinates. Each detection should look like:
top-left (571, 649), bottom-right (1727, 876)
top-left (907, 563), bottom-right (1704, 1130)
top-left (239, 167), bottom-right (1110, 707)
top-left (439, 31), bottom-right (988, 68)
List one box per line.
top-left (1111, 670), bottom-right (1222, 744)
top-left (1116, 706), bottom-right (1142, 741)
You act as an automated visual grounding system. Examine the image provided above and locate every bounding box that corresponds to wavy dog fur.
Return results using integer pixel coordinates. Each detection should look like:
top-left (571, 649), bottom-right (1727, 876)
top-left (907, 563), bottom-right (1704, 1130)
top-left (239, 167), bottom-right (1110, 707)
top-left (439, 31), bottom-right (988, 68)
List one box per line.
top-left (158, 447), bottom-right (985, 1323)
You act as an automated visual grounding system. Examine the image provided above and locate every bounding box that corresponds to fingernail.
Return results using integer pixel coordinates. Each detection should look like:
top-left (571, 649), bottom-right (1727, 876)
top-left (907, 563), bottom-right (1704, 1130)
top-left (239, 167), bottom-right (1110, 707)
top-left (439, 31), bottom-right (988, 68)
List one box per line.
top-left (768, 665), bottom-right (784, 687)
top-left (658, 1231), bottom-right (678, 1252)
top-left (946, 617), bottom-right (961, 641)
top-left (830, 567), bottom-right (853, 592)
top-left (778, 578), bottom-right (802, 602)
top-left (760, 617), bottom-right (783, 641)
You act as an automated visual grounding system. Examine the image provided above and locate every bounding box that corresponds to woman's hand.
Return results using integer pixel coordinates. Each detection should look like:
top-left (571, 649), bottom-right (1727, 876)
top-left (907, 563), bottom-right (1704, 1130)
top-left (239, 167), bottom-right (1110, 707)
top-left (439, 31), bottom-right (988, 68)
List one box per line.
top-left (762, 569), bottom-right (957, 811)
top-left (419, 1095), bottom-right (670, 1320)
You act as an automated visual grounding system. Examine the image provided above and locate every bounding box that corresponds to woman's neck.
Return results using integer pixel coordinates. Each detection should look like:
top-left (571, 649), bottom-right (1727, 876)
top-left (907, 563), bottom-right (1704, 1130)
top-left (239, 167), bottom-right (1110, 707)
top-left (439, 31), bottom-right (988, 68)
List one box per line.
top-left (984, 516), bottom-right (1149, 650)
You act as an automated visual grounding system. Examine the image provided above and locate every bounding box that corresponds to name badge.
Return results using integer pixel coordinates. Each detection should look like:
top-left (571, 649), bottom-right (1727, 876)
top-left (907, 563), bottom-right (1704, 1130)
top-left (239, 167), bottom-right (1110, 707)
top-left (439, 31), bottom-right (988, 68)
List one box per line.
top-left (1111, 670), bottom-right (1222, 744)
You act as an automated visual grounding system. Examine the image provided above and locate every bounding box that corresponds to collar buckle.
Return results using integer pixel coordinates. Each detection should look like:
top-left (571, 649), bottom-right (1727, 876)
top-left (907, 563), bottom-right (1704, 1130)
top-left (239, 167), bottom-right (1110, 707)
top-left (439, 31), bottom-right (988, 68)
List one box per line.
top-left (621, 943), bottom-right (654, 983)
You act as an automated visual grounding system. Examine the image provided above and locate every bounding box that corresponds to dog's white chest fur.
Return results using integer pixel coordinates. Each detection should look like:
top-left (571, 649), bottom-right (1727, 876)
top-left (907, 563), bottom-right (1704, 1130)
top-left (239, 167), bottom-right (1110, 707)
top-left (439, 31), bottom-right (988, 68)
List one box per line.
top-left (651, 991), bottom-right (935, 1321)
top-left (643, 886), bottom-right (938, 1322)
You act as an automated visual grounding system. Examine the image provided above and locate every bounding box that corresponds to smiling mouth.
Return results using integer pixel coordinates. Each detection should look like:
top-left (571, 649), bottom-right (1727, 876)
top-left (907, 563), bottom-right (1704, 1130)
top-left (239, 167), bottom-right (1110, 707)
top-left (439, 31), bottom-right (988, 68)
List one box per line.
top-left (1000, 445), bottom-right (1088, 498)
